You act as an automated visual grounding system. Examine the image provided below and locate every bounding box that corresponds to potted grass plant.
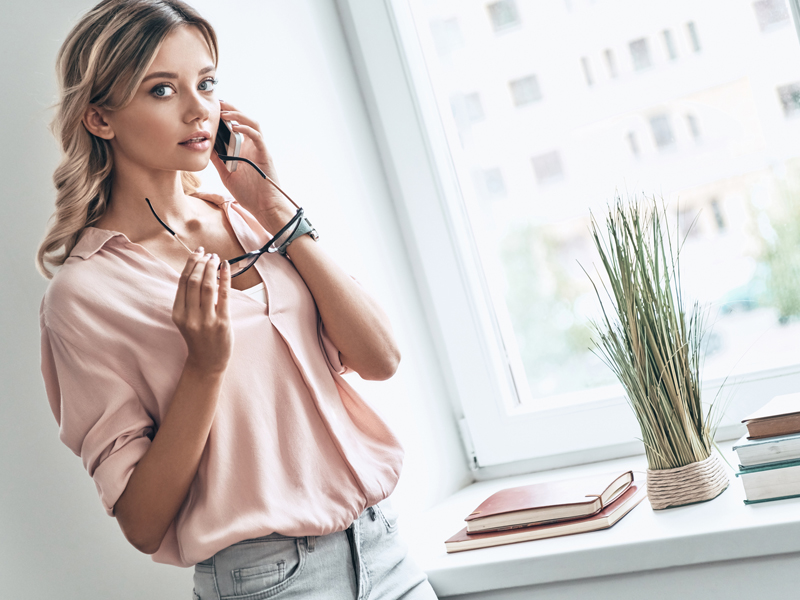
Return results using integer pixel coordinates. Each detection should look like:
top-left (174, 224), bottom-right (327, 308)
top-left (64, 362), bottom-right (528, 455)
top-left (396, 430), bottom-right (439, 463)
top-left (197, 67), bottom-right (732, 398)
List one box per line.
top-left (585, 196), bottom-right (729, 510)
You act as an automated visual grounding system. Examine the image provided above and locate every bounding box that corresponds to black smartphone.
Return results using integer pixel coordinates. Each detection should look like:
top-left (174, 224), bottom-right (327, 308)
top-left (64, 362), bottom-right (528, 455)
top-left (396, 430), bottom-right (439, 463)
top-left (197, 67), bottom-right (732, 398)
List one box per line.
top-left (214, 118), bottom-right (243, 172)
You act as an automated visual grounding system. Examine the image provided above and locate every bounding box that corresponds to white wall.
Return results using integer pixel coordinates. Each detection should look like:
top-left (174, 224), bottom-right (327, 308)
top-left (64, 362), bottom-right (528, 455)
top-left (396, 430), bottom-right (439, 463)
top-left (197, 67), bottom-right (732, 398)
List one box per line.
top-left (0, 1), bottom-right (471, 597)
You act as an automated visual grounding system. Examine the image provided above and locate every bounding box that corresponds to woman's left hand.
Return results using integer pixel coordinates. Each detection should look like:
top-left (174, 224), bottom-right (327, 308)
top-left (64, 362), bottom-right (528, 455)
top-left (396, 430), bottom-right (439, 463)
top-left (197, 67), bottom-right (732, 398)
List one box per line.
top-left (209, 100), bottom-right (287, 216)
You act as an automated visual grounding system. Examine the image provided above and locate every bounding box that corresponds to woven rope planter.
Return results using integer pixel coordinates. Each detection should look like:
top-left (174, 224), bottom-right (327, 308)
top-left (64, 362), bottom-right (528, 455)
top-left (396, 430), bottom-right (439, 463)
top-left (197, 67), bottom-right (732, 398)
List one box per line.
top-left (646, 453), bottom-right (729, 510)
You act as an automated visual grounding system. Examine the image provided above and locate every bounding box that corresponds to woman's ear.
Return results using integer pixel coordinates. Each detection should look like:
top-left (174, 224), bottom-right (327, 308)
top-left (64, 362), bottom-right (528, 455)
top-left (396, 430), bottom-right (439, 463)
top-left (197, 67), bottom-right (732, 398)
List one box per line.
top-left (82, 105), bottom-right (115, 140)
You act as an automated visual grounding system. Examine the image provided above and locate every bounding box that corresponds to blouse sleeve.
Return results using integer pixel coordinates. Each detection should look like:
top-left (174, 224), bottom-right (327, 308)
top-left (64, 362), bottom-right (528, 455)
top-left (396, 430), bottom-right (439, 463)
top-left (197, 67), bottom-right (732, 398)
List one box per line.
top-left (40, 324), bottom-right (155, 517)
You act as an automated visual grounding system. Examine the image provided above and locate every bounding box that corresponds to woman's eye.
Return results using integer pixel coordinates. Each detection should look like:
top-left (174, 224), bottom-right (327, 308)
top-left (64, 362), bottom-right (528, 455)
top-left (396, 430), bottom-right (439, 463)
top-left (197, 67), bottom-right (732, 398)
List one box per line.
top-left (199, 78), bottom-right (218, 92)
top-left (151, 84), bottom-right (174, 98)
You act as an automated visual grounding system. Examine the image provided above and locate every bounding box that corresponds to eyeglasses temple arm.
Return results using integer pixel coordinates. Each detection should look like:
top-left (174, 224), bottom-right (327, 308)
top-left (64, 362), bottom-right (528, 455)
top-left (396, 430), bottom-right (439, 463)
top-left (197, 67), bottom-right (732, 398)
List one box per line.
top-left (217, 155), bottom-right (301, 210)
top-left (145, 197), bottom-right (194, 253)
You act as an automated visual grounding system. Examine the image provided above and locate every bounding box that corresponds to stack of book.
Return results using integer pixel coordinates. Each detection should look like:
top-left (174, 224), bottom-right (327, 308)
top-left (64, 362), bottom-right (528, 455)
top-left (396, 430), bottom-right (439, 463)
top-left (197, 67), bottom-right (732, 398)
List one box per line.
top-left (735, 392), bottom-right (800, 505)
top-left (444, 470), bottom-right (646, 553)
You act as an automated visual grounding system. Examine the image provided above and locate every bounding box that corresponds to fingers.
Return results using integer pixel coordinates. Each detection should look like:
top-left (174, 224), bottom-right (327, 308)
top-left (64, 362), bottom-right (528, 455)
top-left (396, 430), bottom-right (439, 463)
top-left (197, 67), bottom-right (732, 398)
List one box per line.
top-left (200, 254), bottom-right (220, 316)
top-left (217, 259), bottom-right (231, 320)
top-left (174, 247), bottom-right (205, 315)
top-left (220, 110), bottom-right (259, 132)
top-left (186, 253), bottom-right (212, 313)
top-left (229, 122), bottom-right (268, 155)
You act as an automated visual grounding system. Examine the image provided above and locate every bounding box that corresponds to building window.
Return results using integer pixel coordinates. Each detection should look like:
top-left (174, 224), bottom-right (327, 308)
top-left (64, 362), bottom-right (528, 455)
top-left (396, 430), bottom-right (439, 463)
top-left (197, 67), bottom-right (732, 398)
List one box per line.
top-left (430, 18), bottom-right (464, 56)
top-left (486, 0), bottom-right (521, 32)
top-left (649, 114), bottom-right (676, 148)
top-left (450, 92), bottom-right (486, 130)
top-left (753, 0), bottom-right (790, 31)
top-left (483, 168), bottom-right (507, 197)
top-left (531, 150), bottom-right (564, 183)
top-left (778, 83), bottom-right (800, 117)
top-left (604, 49), bottom-right (618, 78)
top-left (687, 21), bottom-right (702, 52)
top-left (509, 75), bottom-right (543, 106)
top-left (580, 57), bottom-right (594, 86)
top-left (687, 114), bottom-right (701, 139)
top-left (663, 29), bottom-right (678, 60)
top-left (626, 131), bottom-right (640, 156)
top-left (629, 38), bottom-right (652, 70)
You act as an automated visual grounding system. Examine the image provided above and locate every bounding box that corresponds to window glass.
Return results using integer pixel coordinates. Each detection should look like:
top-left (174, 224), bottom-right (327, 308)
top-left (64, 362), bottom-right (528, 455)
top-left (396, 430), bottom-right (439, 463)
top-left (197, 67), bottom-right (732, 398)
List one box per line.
top-left (487, 0), bottom-right (521, 32)
top-left (629, 38), bottom-right (652, 70)
top-left (406, 0), bottom-right (800, 403)
top-left (753, 0), bottom-right (790, 32)
top-left (509, 75), bottom-right (543, 106)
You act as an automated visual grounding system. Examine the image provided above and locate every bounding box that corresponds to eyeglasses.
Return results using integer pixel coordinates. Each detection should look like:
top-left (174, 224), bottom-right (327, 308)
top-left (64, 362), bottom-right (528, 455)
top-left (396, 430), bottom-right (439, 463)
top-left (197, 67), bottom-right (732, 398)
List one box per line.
top-left (146, 155), bottom-right (309, 278)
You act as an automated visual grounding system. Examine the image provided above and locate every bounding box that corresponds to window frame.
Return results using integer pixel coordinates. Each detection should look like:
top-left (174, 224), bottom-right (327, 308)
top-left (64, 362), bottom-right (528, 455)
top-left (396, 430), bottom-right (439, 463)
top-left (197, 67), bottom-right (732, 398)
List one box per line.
top-left (336, 0), bottom-right (800, 471)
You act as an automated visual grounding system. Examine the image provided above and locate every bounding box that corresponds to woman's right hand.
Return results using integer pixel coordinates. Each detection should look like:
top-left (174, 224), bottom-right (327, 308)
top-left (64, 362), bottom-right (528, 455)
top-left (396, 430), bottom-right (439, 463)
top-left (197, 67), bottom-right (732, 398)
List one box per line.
top-left (172, 247), bottom-right (233, 374)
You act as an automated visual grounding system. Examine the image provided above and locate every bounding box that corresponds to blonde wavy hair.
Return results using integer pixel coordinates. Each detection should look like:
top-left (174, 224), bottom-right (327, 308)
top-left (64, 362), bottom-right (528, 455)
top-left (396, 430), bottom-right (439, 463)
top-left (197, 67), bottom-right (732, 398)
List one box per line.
top-left (36, 0), bottom-right (218, 279)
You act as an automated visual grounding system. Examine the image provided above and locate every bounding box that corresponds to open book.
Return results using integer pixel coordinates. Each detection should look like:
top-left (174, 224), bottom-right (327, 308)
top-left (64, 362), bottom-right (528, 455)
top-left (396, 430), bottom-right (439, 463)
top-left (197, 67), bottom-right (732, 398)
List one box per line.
top-left (446, 483), bottom-right (646, 553)
top-left (464, 470), bottom-right (633, 533)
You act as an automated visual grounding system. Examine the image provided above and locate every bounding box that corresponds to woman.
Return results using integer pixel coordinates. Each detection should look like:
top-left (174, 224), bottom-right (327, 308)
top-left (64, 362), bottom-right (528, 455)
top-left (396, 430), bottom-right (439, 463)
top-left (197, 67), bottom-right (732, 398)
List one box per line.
top-left (37, 1), bottom-right (437, 598)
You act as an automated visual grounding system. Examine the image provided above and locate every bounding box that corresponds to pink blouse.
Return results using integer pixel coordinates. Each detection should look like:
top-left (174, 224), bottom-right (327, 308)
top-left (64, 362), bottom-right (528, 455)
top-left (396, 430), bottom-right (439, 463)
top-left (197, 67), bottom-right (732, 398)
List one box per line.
top-left (39, 192), bottom-right (404, 568)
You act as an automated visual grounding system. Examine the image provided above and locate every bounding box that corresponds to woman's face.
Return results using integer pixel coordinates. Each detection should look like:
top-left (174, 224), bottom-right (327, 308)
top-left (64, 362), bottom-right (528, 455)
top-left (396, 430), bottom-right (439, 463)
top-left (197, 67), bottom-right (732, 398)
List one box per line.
top-left (97, 25), bottom-right (220, 175)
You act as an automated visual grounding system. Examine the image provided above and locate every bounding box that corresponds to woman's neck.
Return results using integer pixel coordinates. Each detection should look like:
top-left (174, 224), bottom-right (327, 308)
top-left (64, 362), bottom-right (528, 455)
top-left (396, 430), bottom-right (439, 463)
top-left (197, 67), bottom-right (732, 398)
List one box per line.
top-left (97, 165), bottom-right (200, 242)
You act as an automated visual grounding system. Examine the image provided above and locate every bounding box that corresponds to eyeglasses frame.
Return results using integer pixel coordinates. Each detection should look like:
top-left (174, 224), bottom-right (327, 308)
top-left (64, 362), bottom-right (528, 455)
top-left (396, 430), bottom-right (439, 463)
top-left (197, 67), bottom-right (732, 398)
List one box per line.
top-left (145, 155), bottom-right (306, 278)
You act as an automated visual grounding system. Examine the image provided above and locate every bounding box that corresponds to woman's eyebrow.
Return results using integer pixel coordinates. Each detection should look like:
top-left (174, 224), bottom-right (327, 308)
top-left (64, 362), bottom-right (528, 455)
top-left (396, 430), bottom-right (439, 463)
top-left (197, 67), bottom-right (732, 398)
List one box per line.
top-left (141, 65), bottom-right (215, 83)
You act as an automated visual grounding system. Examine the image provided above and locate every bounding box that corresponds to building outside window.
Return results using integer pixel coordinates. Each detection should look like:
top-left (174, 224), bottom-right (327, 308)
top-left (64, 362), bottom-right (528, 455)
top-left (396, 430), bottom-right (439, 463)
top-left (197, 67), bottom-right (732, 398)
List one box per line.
top-left (364, 0), bottom-right (800, 467)
top-left (509, 74), bottom-right (542, 106)
top-left (629, 38), bottom-right (652, 70)
top-left (450, 92), bottom-right (485, 130)
top-left (486, 0), bottom-right (521, 32)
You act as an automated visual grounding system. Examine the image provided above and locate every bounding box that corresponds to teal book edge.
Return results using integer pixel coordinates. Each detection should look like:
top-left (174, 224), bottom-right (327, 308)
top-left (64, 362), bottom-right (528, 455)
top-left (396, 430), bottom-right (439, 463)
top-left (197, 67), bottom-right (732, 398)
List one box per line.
top-left (736, 458), bottom-right (800, 476)
top-left (732, 432), bottom-right (800, 451)
top-left (743, 493), bottom-right (800, 505)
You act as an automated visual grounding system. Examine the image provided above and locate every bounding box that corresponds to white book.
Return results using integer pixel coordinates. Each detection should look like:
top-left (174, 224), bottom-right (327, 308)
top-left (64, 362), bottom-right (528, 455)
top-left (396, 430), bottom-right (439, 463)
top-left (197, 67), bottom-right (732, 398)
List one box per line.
top-left (732, 433), bottom-right (800, 467)
top-left (736, 459), bottom-right (800, 504)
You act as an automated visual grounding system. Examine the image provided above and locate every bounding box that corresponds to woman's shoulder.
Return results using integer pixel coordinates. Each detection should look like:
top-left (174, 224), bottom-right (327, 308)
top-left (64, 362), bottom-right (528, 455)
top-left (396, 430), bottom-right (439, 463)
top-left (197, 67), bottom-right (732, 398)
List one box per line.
top-left (40, 228), bottom-right (134, 336)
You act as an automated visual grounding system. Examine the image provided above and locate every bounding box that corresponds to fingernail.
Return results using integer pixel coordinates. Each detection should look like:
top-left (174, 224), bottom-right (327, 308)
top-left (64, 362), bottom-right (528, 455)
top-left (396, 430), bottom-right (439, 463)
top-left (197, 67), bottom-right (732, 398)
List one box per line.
top-left (195, 246), bottom-right (204, 254)
top-left (212, 253), bottom-right (219, 260)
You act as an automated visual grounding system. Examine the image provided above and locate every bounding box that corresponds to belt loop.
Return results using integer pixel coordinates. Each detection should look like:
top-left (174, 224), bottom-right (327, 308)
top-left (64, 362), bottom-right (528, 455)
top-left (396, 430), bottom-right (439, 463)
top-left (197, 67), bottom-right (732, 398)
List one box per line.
top-left (305, 535), bottom-right (316, 552)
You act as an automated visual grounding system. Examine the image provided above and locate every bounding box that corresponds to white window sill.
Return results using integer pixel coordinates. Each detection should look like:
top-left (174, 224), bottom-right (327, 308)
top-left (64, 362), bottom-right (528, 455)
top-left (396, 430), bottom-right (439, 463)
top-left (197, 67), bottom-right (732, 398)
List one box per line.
top-left (403, 441), bottom-right (800, 598)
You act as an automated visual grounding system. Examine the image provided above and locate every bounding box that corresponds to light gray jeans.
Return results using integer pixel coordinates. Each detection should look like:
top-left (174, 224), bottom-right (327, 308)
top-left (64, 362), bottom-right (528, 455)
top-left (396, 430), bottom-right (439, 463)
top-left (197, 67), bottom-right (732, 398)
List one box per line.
top-left (192, 499), bottom-right (438, 600)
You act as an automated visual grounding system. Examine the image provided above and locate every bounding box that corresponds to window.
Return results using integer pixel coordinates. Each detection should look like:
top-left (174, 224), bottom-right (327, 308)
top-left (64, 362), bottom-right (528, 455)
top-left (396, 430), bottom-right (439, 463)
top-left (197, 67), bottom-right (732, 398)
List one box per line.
top-left (604, 49), bottom-right (618, 78)
top-left (430, 18), bottom-right (464, 56)
top-left (629, 38), bottom-right (652, 70)
top-left (687, 21), bottom-right (702, 52)
top-left (753, 0), bottom-right (790, 31)
top-left (778, 83), bottom-right (800, 116)
top-left (686, 113), bottom-right (701, 139)
top-left (649, 114), bottom-right (675, 148)
top-left (580, 56), bottom-right (594, 86)
top-left (450, 92), bottom-right (485, 129)
top-left (509, 75), bottom-right (542, 106)
top-left (663, 29), bottom-right (678, 60)
top-left (343, 0), bottom-right (800, 469)
top-left (483, 168), bottom-right (507, 198)
top-left (626, 131), bottom-right (640, 156)
top-left (531, 150), bottom-right (564, 183)
top-left (486, 0), bottom-right (521, 32)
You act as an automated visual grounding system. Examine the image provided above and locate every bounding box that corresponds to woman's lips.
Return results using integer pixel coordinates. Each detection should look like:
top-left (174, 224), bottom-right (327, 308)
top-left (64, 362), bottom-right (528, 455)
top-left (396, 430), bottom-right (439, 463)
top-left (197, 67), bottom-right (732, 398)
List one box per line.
top-left (179, 138), bottom-right (211, 151)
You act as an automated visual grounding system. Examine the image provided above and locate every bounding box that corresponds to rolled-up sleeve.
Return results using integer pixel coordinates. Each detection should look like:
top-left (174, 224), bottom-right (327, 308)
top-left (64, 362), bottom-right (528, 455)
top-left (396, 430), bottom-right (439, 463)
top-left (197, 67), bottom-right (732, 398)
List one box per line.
top-left (40, 324), bottom-right (155, 517)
